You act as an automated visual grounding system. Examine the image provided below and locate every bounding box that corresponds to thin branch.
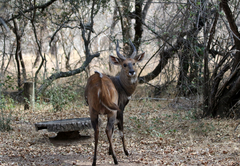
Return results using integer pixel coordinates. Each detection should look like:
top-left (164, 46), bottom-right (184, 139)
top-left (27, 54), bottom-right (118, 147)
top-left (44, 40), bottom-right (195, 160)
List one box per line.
top-left (0, 18), bottom-right (9, 32)
top-left (31, 0), bottom-right (45, 84)
top-left (138, 45), bottom-right (163, 77)
top-left (1, 0), bottom-right (57, 25)
top-left (142, 0), bottom-right (153, 23)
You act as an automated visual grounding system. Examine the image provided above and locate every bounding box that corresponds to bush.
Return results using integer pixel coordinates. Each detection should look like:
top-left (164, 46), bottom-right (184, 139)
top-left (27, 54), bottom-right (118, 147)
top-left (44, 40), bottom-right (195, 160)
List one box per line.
top-left (45, 84), bottom-right (78, 112)
top-left (0, 91), bottom-right (13, 132)
top-left (0, 109), bottom-right (12, 132)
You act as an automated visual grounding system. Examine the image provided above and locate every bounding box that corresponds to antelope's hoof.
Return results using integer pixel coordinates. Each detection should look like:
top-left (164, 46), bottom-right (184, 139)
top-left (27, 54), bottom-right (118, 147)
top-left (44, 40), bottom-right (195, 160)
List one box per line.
top-left (114, 159), bottom-right (118, 165)
top-left (92, 160), bottom-right (96, 166)
top-left (125, 150), bottom-right (129, 156)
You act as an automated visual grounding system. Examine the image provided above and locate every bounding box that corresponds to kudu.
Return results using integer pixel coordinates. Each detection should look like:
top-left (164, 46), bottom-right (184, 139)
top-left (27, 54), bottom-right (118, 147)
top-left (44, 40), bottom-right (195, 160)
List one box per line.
top-left (85, 40), bottom-right (145, 166)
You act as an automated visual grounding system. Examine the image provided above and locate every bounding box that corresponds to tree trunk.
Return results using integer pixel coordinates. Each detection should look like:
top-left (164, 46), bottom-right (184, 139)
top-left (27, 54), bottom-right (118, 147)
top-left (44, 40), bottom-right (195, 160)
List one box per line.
top-left (205, 0), bottom-right (240, 118)
top-left (134, 0), bottom-right (143, 51)
top-left (109, 5), bottom-right (118, 72)
top-left (120, 0), bottom-right (132, 42)
top-left (1, 35), bottom-right (6, 75)
top-left (18, 41), bottom-right (27, 82)
top-left (24, 82), bottom-right (34, 110)
top-left (12, 19), bottom-right (27, 89)
top-left (13, 21), bottom-right (22, 89)
top-left (177, 49), bottom-right (190, 95)
top-left (221, 0), bottom-right (240, 71)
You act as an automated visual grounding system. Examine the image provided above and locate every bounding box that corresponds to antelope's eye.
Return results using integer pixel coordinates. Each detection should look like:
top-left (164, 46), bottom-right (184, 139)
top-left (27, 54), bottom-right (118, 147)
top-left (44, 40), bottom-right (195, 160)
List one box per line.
top-left (123, 64), bottom-right (127, 67)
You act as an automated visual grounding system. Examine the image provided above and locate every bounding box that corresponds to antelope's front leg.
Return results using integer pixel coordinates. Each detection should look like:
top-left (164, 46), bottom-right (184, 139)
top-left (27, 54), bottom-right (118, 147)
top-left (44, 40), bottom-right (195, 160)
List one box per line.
top-left (117, 113), bottom-right (129, 156)
top-left (108, 125), bottom-right (114, 155)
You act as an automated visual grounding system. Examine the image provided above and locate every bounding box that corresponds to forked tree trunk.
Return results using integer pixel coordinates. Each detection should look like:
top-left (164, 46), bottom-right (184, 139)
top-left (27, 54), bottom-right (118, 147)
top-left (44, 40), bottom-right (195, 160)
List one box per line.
top-left (205, 0), bottom-right (240, 118)
top-left (13, 19), bottom-right (27, 89)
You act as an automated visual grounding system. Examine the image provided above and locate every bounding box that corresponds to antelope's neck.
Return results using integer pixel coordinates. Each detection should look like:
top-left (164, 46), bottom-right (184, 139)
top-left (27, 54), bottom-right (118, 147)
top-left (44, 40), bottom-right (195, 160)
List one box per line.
top-left (119, 72), bottom-right (138, 96)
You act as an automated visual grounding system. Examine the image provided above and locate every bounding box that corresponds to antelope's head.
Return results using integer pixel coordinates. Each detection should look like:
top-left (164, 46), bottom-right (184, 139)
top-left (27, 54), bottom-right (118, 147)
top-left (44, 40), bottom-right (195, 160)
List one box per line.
top-left (110, 40), bottom-right (145, 83)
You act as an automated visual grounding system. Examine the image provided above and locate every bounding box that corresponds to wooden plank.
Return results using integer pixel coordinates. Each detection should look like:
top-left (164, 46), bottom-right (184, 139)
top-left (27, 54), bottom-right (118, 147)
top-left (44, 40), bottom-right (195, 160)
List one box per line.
top-left (35, 118), bottom-right (95, 132)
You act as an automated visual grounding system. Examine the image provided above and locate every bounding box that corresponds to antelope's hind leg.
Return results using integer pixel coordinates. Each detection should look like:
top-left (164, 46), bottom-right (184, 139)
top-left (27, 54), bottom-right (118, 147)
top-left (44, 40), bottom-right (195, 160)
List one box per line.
top-left (106, 113), bottom-right (118, 165)
top-left (90, 112), bottom-right (99, 166)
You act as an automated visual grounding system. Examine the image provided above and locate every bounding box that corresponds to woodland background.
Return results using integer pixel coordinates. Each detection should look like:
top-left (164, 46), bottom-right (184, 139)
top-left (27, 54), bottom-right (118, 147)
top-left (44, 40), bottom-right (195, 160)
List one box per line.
top-left (0, 0), bottom-right (240, 165)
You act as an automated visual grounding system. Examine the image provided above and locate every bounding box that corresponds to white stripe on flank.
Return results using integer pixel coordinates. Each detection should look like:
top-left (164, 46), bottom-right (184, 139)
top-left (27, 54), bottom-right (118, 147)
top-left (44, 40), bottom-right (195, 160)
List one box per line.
top-left (98, 89), bottom-right (101, 98)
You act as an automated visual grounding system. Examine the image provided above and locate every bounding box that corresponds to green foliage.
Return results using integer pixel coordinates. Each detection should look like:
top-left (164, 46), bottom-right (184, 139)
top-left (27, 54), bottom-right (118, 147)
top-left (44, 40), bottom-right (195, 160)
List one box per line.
top-left (0, 109), bottom-right (12, 132)
top-left (128, 101), bottom-right (209, 139)
top-left (3, 75), bottom-right (15, 90)
top-left (191, 122), bottom-right (216, 134)
top-left (129, 112), bottom-right (163, 138)
top-left (0, 90), bottom-right (14, 132)
top-left (45, 83), bottom-right (78, 112)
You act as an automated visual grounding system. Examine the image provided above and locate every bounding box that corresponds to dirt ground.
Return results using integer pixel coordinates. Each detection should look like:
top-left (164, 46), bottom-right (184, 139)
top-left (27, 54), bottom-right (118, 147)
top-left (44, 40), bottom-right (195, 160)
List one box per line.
top-left (1, 97), bottom-right (240, 166)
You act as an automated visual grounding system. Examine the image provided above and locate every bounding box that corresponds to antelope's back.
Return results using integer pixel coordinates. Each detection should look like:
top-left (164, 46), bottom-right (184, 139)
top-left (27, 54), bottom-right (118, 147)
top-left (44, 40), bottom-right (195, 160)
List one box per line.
top-left (85, 73), bottom-right (119, 114)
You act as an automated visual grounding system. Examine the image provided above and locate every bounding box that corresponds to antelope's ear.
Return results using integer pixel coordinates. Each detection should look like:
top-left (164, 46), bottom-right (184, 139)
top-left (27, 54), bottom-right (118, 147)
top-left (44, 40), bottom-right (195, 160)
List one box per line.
top-left (109, 55), bottom-right (121, 65)
top-left (134, 52), bottom-right (145, 62)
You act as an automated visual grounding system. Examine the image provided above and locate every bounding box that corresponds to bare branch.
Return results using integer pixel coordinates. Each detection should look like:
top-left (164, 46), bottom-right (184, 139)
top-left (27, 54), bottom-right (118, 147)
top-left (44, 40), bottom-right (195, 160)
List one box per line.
top-left (38, 53), bottom-right (100, 94)
top-left (1, 0), bottom-right (57, 25)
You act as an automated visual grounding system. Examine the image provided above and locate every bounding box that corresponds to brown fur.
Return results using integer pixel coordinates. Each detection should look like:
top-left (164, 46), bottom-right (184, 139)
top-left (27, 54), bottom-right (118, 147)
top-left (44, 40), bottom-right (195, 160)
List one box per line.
top-left (85, 40), bottom-right (145, 166)
top-left (85, 72), bottom-right (120, 115)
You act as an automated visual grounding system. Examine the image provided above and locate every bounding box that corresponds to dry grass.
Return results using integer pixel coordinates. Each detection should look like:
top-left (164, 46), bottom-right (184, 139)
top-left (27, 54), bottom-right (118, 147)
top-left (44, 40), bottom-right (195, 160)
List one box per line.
top-left (0, 90), bottom-right (240, 165)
